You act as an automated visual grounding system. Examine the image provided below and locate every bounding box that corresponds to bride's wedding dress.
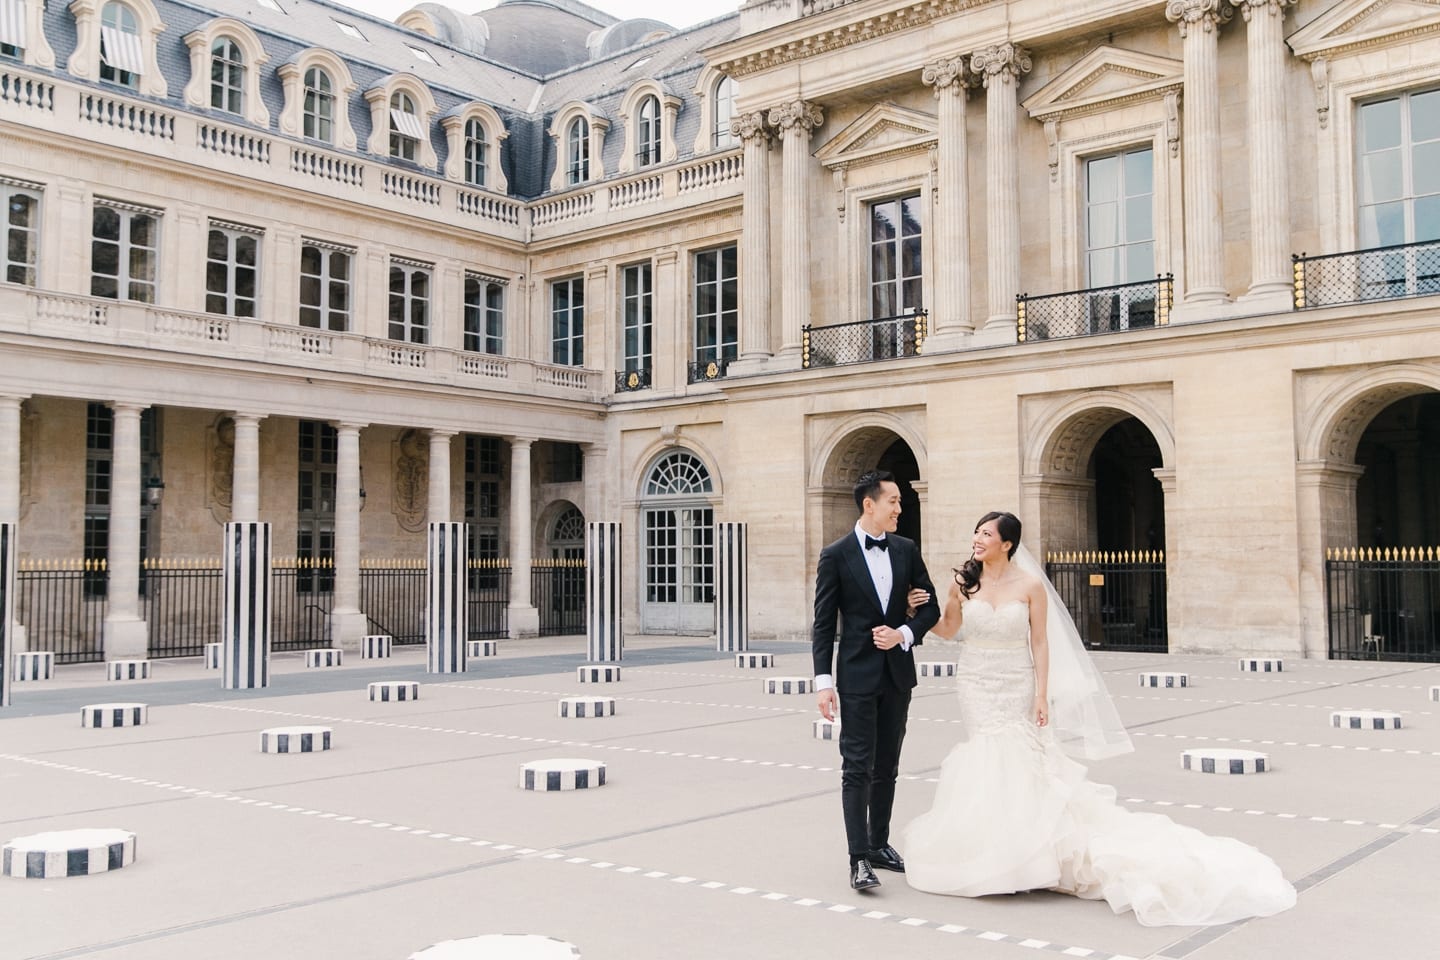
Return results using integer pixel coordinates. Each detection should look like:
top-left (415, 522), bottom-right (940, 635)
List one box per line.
top-left (902, 598), bottom-right (1297, 926)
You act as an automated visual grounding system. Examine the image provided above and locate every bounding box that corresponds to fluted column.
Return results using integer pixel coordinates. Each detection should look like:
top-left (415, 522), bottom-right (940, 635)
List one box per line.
top-left (330, 422), bottom-right (367, 650)
top-left (733, 111), bottom-right (773, 368)
top-left (921, 56), bottom-right (973, 348)
top-left (103, 402), bottom-right (147, 658)
top-left (1236, 0), bottom-right (1296, 303)
top-left (971, 43), bottom-right (1031, 335)
top-left (428, 430), bottom-right (454, 523)
top-left (1168, 0), bottom-right (1232, 304)
top-left (508, 436), bottom-right (539, 637)
top-left (768, 99), bottom-right (823, 363)
top-left (230, 413), bottom-right (263, 523)
top-left (0, 396), bottom-right (23, 524)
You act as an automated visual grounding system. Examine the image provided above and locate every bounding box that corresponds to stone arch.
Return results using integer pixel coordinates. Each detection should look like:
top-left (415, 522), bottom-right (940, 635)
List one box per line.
top-left (808, 410), bottom-right (928, 490)
top-left (1023, 389), bottom-right (1174, 480)
top-left (1298, 362), bottom-right (1440, 465)
top-left (629, 438), bottom-right (724, 502)
top-left (536, 498), bottom-right (584, 556)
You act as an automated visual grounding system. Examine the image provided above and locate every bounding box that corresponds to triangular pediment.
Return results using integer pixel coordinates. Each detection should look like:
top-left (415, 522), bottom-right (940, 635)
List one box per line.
top-left (815, 103), bottom-right (937, 169)
top-left (1023, 46), bottom-right (1182, 120)
top-left (1288, 0), bottom-right (1440, 60)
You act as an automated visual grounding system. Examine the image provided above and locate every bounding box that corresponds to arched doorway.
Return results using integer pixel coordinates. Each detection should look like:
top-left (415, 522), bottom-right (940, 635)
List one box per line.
top-left (536, 501), bottom-right (585, 636)
top-left (813, 424), bottom-right (925, 554)
top-left (640, 451), bottom-right (715, 634)
top-left (546, 502), bottom-right (586, 559)
top-left (877, 438), bottom-right (922, 548)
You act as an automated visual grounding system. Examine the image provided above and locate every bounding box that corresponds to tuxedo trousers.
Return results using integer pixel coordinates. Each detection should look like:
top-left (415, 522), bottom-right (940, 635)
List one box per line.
top-left (838, 679), bottom-right (912, 859)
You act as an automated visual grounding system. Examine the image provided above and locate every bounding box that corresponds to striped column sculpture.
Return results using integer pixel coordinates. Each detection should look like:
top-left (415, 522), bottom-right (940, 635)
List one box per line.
top-left (221, 522), bottom-right (271, 690)
top-left (426, 522), bottom-right (468, 674)
top-left (714, 522), bottom-right (749, 653)
top-left (586, 521), bottom-right (622, 663)
top-left (0, 523), bottom-right (14, 708)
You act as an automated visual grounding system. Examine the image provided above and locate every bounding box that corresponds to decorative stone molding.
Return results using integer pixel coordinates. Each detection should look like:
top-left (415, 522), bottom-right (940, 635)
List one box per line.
top-left (547, 101), bottom-right (610, 192)
top-left (1023, 46), bottom-right (1184, 124)
top-left (278, 49), bottom-right (359, 150)
top-left (1164, 0), bottom-right (1233, 37)
top-left (767, 99), bottom-right (824, 134)
top-left (1020, 386), bottom-right (1176, 480)
top-left (692, 65), bottom-right (739, 155)
top-left (17, 0), bottom-right (56, 69)
top-left (208, 414), bottom-right (234, 525)
top-left (730, 110), bottom-right (772, 144)
top-left (921, 55), bottom-right (971, 95)
top-left (1286, 0), bottom-right (1440, 61)
top-left (392, 428), bottom-right (428, 533)
top-left (813, 103), bottom-right (937, 172)
top-left (67, 0), bottom-right (168, 97)
top-left (1295, 361), bottom-right (1440, 464)
top-left (969, 43), bottom-right (1031, 86)
top-left (617, 80), bottom-right (683, 174)
top-left (441, 102), bottom-right (510, 191)
top-left (1234, 0), bottom-right (1297, 21)
top-left (183, 18), bottom-right (271, 127)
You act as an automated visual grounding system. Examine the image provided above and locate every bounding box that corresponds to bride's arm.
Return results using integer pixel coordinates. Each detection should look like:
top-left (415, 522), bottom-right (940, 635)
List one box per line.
top-left (1028, 579), bottom-right (1050, 726)
top-left (917, 579), bottom-right (963, 640)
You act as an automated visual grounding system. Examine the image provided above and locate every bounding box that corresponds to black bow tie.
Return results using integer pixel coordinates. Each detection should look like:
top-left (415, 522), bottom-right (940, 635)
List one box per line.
top-left (864, 536), bottom-right (889, 552)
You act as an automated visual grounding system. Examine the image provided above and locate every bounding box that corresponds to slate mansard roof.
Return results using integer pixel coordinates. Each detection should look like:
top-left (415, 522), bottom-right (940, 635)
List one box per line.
top-left (32, 0), bottom-right (741, 200)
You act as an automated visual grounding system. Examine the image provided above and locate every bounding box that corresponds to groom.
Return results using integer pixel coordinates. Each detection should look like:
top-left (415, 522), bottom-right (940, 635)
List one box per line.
top-left (813, 470), bottom-right (940, 891)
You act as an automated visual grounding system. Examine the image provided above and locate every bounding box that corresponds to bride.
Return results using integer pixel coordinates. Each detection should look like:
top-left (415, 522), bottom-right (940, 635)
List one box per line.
top-left (899, 511), bottom-right (1296, 926)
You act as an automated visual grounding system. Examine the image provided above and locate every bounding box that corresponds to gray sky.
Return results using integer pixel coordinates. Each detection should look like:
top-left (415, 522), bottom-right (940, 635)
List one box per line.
top-left (331, 0), bottom-right (743, 31)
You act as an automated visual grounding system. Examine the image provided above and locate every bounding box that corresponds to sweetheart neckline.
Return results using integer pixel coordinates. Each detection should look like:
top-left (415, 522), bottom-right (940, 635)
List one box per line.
top-left (963, 597), bottom-right (1029, 615)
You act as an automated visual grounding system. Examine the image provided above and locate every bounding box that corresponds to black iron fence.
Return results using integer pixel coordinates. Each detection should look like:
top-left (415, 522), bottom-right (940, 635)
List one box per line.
top-left (468, 559), bottom-right (511, 639)
top-left (1326, 547), bottom-right (1440, 661)
top-left (615, 367), bottom-right (652, 392)
top-left (272, 557), bottom-right (333, 650)
top-left (144, 559), bottom-right (223, 659)
top-left (533, 557), bottom-right (585, 636)
top-left (1018, 275), bottom-right (1172, 343)
top-left (14, 560), bottom-right (109, 664)
top-left (802, 311), bottom-right (928, 368)
top-left (361, 559), bottom-right (425, 643)
top-left (1293, 239), bottom-right (1440, 309)
top-left (1046, 551), bottom-right (1168, 652)
top-left (688, 357), bottom-right (732, 383)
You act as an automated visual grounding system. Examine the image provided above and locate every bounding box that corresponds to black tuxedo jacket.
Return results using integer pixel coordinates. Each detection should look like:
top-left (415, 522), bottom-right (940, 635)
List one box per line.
top-left (811, 531), bottom-right (941, 695)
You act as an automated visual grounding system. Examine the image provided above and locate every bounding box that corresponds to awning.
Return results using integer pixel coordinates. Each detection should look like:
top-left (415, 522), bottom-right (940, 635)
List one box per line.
top-left (390, 108), bottom-right (425, 140)
top-left (101, 25), bottom-right (145, 76)
top-left (0, 0), bottom-right (26, 50)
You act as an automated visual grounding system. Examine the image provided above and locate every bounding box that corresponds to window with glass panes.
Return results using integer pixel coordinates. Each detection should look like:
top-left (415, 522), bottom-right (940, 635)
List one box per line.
top-left (206, 225), bottom-right (260, 317)
top-left (4, 185), bottom-right (39, 286)
top-left (99, 3), bottom-right (140, 90)
top-left (868, 194), bottom-right (922, 318)
top-left (693, 246), bottom-right (737, 365)
top-left (465, 436), bottom-right (502, 587)
top-left (303, 67), bottom-right (334, 143)
top-left (463, 276), bottom-right (504, 354)
top-left (210, 38), bottom-right (244, 114)
top-left (1085, 147), bottom-right (1154, 286)
top-left (551, 276), bottom-right (584, 365)
top-left (388, 261), bottom-right (431, 343)
top-left (299, 242), bottom-right (352, 331)
top-left (464, 119), bottom-right (488, 186)
top-left (622, 262), bottom-right (652, 374)
top-left (297, 420), bottom-right (336, 593)
top-left (550, 442), bottom-right (583, 483)
top-left (1358, 88), bottom-right (1440, 248)
top-left (91, 203), bottom-right (158, 303)
top-left (713, 76), bottom-right (737, 149)
top-left (567, 117), bottom-right (589, 185)
top-left (83, 403), bottom-right (158, 598)
top-left (637, 95), bottom-right (661, 167)
top-left (390, 91), bottom-right (418, 160)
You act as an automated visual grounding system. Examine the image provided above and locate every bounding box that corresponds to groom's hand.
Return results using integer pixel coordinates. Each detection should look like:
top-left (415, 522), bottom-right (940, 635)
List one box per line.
top-left (872, 625), bottom-right (903, 650)
top-left (817, 688), bottom-right (837, 721)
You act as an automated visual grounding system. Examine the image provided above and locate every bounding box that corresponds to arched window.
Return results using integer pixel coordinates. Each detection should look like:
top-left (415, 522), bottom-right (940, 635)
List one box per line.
top-left (210, 38), bottom-right (245, 114)
top-left (553, 506), bottom-right (585, 544)
top-left (636, 94), bottom-right (661, 167)
top-left (566, 116), bottom-right (589, 185)
top-left (99, 3), bottom-right (141, 90)
top-left (303, 67), bottom-right (334, 143)
top-left (464, 118), bottom-right (487, 186)
top-left (645, 452), bottom-right (713, 496)
top-left (713, 76), bottom-right (737, 148)
top-left (389, 90), bottom-right (421, 161)
top-left (642, 452), bottom-right (715, 626)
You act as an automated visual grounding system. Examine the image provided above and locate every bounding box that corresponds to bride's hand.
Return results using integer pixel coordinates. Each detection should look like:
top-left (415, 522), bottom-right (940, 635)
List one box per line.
top-left (1033, 695), bottom-right (1049, 727)
top-left (905, 587), bottom-right (930, 618)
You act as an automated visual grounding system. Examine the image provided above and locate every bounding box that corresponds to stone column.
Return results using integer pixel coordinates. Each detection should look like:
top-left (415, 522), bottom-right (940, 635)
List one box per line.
top-left (428, 430), bottom-right (454, 523)
top-left (581, 443), bottom-right (606, 526)
top-left (1167, 0), bottom-right (1232, 305)
top-left (586, 520), bottom-right (622, 662)
top-left (714, 522), bottom-right (749, 653)
top-left (103, 402), bottom-right (147, 659)
top-left (0, 521), bottom-right (14, 707)
top-left (329, 422), bottom-right (367, 650)
top-left (508, 436), bottom-right (539, 637)
top-left (1236, 0), bottom-right (1296, 305)
top-left (921, 56), bottom-right (973, 349)
top-left (731, 111), bottom-right (773, 371)
top-left (971, 43), bottom-right (1031, 339)
top-left (426, 521), bottom-right (468, 674)
top-left (221, 521), bottom-right (271, 689)
top-left (768, 99), bottom-right (823, 364)
top-left (0, 396), bottom-right (22, 525)
top-left (230, 413), bottom-right (263, 523)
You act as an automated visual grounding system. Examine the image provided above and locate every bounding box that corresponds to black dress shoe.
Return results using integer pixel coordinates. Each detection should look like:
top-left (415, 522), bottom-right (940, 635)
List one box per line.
top-left (868, 845), bottom-right (905, 873)
top-left (850, 859), bottom-right (881, 891)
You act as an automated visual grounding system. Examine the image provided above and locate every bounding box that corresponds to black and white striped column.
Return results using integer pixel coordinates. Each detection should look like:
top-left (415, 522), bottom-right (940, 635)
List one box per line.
top-left (0, 523), bottom-right (13, 708)
top-left (427, 522), bottom-right (468, 674)
top-left (221, 521), bottom-right (271, 690)
top-left (714, 522), bottom-right (748, 653)
top-left (586, 521), bottom-right (621, 663)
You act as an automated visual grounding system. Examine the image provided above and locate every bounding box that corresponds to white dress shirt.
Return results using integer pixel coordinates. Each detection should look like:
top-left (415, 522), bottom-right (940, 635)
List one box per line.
top-left (815, 522), bottom-right (916, 691)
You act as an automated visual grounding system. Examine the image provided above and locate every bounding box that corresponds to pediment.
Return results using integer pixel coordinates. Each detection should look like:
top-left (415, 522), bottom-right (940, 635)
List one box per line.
top-left (1024, 46), bottom-right (1182, 121)
top-left (814, 103), bottom-right (937, 169)
top-left (1288, 0), bottom-right (1440, 60)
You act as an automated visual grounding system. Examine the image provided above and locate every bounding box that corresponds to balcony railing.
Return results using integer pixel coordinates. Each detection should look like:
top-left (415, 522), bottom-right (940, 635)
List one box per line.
top-left (687, 356), bottom-right (732, 383)
top-left (802, 311), bottom-right (927, 368)
top-left (615, 366), bottom-right (652, 392)
top-left (1293, 239), bottom-right (1440, 309)
top-left (1017, 275), bottom-right (1172, 343)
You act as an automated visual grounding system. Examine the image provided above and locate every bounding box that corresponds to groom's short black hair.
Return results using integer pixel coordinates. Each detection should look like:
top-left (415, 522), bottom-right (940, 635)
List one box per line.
top-left (854, 470), bottom-right (896, 512)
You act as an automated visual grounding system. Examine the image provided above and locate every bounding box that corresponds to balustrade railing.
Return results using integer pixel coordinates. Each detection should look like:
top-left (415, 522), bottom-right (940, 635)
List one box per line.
top-left (457, 187), bottom-right (523, 226)
top-left (1293, 240), bottom-right (1440, 309)
top-left (78, 92), bottom-right (174, 140)
top-left (198, 124), bottom-right (271, 164)
top-left (802, 311), bottom-right (927, 368)
top-left (1326, 546), bottom-right (1440, 662)
top-left (151, 310), bottom-right (230, 343)
top-left (1, 69), bottom-right (54, 111)
top-left (678, 151), bottom-right (743, 193)
top-left (1017, 275), bottom-right (1172, 343)
top-left (532, 191), bottom-right (594, 227)
top-left (290, 146), bottom-right (365, 187)
top-left (609, 174), bottom-right (663, 209)
top-left (383, 171), bottom-right (442, 205)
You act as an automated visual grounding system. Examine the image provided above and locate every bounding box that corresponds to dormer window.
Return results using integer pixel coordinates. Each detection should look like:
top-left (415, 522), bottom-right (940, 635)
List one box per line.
top-left (390, 90), bottom-right (422, 161)
top-left (636, 94), bottom-right (660, 167)
top-left (464, 118), bottom-right (487, 186)
top-left (303, 67), bottom-right (333, 143)
top-left (567, 116), bottom-right (590, 185)
top-left (713, 76), bottom-right (737, 149)
top-left (99, 2), bottom-right (142, 90)
top-left (211, 38), bottom-right (245, 114)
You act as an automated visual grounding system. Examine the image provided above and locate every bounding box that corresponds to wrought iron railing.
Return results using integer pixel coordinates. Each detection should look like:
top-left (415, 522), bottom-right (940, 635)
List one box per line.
top-left (1325, 546), bottom-right (1440, 662)
top-left (360, 559), bottom-right (425, 644)
top-left (467, 558), bottom-right (511, 639)
top-left (802, 311), bottom-right (928, 368)
top-left (1018, 275), bottom-right (1172, 343)
top-left (272, 558), bottom-right (333, 650)
top-left (1046, 551), bottom-right (1168, 652)
top-left (14, 560), bottom-right (109, 663)
top-left (1293, 239), bottom-right (1440, 309)
top-left (143, 559), bottom-right (223, 659)
top-left (688, 356), bottom-right (732, 383)
top-left (532, 557), bottom-right (586, 636)
top-left (615, 367), bottom-right (652, 392)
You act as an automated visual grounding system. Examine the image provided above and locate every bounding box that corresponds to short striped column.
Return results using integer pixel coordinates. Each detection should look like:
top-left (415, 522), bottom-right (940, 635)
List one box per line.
top-left (367, 681), bottom-right (419, 702)
top-left (3, 829), bottom-right (136, 878)
top-left (918, 661), bottom-right (956, 678)
top-left (765, 677), bottom-right (812, 695)
top-left (466, 639), bottom-right (497, 658)
top-left (361, 635), bottom-right (392, 660)
top-left (1139, 671), bottom-right (1188, 688)
top-left (221, 521), bottom-right (271, 690)
top-left (260, 726), bottom-right (332, 753)
top-left (106, 660), bottom-right (150, 681)
top-left (1239, 657), bottom-right (1283, 672)
top-left (203, 643), bottom-right (221, 670)
top-left (1428, 686), bottom-right (1438, 703)
top-left (1331, 709), bottom-right (1402, 730)
top-left (520, 758), bottom-right (605, 791)
top-left (577, 663), bottom-right (620, 683)
top-left (715, 522), bottom-right (748, 652)
top-left (81, 703), bottom-right (147, 728)
top-left (813, 718), bottom-right (840, 740)
top-left (408, 936), bottom-right (581, 960)
top-left (1181, 748), bottom-right (1269, 774)
top-left (0, 523), bottom-right (14, 707)
top-left (304, 648), bottom-right (342, 668)
top-left (13, 651), bottom-right (53, 682)
top-left (426, 522), bottom-right (468, 675)
top-left (735, 652), bottom-right (773, 668)
top-left (586, 521), bottom-right (621, 663)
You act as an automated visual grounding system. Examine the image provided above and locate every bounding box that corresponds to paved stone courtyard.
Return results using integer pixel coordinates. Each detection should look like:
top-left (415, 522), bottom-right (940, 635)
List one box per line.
top-left (2, 637), bottom-right (1437, 960)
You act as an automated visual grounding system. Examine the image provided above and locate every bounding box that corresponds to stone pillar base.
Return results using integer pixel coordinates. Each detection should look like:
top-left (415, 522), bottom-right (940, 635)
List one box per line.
top-left (971, 321), bottom-right (1017, 347)
top-left (329, 610), bottom-right (370, 652)
top-left (1236, 285), bottom-right (1293, 313)
top-left (102, 617), bottom-right (149, 660)
top-left (508, 603), bottom-right (539, 638)
top-left (917, 329), bottom-right (971, 355)
top-left (724, 356), bottom-right (770, 377)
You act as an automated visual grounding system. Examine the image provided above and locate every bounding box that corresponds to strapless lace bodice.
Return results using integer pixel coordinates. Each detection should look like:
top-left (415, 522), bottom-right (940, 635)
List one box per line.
top-left (960, 599), bottom-right (1031, 649)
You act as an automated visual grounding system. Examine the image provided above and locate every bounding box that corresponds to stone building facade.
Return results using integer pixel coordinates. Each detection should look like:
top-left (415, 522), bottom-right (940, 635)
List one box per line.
top-left (1, 0), bottom-right (1437, 660)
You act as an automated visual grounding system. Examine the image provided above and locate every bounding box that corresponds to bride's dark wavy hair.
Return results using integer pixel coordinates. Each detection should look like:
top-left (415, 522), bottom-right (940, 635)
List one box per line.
top-left (956, 511), bottom-right (1022, 598)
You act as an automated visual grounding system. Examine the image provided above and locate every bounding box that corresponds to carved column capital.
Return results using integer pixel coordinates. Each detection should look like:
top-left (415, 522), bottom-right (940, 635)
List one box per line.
top-left (1165, 0), bottom-right (1232, 37)
top-left (1231, 0), bottom-right (1296, 21)
top-left (921, 55), bottom-right (972, 97)
top-left (767, 99), bottom-right (824, 135)
top-left (969, 44), bottom-right (1031, 87)
top-left (730, 110), bottom-right (772, 144)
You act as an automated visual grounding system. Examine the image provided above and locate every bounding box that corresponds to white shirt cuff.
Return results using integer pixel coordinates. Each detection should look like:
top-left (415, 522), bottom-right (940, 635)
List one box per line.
top-left (899, 625), bottom-right (914, 651)
top-left (814, 674), bottom-right (834, 691)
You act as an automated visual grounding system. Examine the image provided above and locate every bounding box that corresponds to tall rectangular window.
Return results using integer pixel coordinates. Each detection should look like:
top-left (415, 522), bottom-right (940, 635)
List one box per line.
top-left (299, 242), bottom-right (352, 331)
top-left (91, 202), bottom-right (159, 303)
top-left (206, 223), bottom-right (260, 317)
top-left (622, 262), bottom-right (652, 375)
top-left (4, 184), bottom-right (39, 286)
top-left (693, 245), bottom-right (737, 365)
top-left (463, 275), bottom-right (504, 354)
top-left (465, 435), bottom-right (502, 588)
top-left (551, 276), bottom-right (584, 366)
top-left (1358, 88), bottom-right (1440, 248)
top-left (297, 419), bottom-right (336, 593)
top-left (1085, 147), bottom-right (1154, 286)
top-left (83, 403), bottom-right (158, 598)
top-left (388, 260), bottom-right (431, 343)
top-left (868, 194), bottom-right (922, 318)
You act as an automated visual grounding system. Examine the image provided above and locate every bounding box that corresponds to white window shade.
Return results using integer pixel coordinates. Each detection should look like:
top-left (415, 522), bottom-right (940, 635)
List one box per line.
top-left (390, 108), bottom-right (425, 140)
top-left (0, 0), bottom-right (27, 49)
top-left (101, 26), bottom-right (145, 75)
